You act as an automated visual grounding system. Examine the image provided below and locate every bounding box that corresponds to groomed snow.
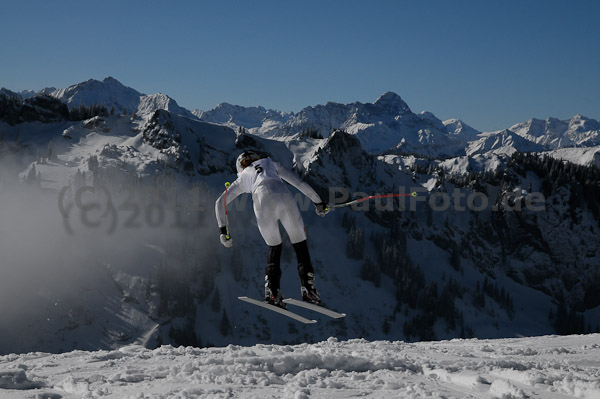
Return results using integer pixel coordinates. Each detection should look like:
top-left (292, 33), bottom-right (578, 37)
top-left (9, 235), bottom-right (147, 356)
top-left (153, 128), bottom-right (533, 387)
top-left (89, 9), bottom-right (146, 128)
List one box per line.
top-left (1, 334), bottom-right (598, 398)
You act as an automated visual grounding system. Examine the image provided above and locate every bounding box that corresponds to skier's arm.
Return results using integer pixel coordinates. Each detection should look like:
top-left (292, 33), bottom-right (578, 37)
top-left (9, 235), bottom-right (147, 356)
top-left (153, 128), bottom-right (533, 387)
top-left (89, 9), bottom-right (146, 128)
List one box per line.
top-left (215, 179), bottom-right (246, 229)
top-left (275, 162), bottom-right (323, 204)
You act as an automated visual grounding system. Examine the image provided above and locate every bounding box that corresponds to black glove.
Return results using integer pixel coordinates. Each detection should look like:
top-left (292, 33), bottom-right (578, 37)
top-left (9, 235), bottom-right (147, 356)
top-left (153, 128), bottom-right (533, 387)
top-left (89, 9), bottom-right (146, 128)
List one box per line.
top-left (315, 202), bottom-right (329, 217)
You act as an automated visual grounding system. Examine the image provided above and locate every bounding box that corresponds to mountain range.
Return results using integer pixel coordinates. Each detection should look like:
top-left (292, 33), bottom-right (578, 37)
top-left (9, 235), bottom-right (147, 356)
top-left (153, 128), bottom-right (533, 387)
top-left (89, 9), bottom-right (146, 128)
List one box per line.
top-left (6, 76), bottom-right (599, 163)
top-left (0, 77), bottom-right (598, 354)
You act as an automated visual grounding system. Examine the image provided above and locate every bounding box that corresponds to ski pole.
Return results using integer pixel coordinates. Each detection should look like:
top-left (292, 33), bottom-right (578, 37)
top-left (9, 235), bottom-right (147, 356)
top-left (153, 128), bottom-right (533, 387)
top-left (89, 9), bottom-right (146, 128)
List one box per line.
top-left (224, 182), bottom-right (231, 239)
top-left (330, 192), bottom-right (417, 209)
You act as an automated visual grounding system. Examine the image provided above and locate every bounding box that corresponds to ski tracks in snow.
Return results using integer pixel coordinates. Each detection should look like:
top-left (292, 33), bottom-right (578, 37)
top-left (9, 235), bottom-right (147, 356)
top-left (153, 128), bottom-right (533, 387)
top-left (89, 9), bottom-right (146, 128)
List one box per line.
top-left (0, 334), bottom-right (599, 398)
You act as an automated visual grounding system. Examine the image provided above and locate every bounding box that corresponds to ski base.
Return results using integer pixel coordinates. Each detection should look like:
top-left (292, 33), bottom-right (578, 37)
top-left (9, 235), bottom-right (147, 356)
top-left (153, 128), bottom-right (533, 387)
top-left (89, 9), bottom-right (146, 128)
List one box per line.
top-left (283, 298), bottom-right (346, 319)
top-left (238, 296), bottom-right (317, 324)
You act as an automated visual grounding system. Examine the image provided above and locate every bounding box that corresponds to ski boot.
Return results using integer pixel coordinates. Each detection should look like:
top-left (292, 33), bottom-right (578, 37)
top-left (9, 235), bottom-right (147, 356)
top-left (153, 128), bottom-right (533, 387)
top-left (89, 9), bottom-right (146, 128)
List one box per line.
top-left (293, 240), bottom-right (322, 305)
top-left (264, 243), bottom-right (286, 308)
top-left (300, 272), bottom-right (322, 305)
top-left (265, 281), bottom-right (286, 309)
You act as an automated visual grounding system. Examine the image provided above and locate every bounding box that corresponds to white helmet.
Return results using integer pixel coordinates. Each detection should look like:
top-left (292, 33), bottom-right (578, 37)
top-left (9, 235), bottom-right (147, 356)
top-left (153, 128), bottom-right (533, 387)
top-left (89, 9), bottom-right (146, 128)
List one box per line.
top-left (236, 151), bottom-right (259, 173)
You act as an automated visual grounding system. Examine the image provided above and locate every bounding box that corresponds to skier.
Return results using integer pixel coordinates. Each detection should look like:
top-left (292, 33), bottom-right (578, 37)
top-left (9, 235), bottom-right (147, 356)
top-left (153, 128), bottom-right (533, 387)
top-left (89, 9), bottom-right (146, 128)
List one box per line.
top-left (215, 151), bottom-right (329, 308)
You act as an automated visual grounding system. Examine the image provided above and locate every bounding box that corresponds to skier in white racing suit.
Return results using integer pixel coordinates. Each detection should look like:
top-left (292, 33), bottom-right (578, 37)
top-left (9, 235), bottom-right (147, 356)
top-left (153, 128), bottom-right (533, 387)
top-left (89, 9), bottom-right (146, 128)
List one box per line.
top-left (215, 151), bottom-right (329, 307)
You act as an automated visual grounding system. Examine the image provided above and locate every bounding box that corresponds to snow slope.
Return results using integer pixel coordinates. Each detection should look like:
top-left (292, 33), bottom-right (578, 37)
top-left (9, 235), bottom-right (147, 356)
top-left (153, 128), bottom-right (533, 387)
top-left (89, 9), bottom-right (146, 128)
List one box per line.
top-left (1, 334), bottom-right (598, 398)
top-left (544, 146), bottom-right (600, 168)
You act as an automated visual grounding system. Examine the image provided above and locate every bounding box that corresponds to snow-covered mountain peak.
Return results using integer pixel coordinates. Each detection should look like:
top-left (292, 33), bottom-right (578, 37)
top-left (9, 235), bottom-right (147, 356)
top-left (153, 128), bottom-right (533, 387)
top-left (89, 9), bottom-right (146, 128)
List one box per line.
top-left (510, 115), bottom-right (600, 149)
top-left (216, 102), bottom-right (266, 113)
top-left (19, 89), bottom-right (36, 99)
top-left (41, 77), bottom-right (201, 120)
top-left (304, 129), bottom-right (414, 194)
top-left (467, 129), bottom-right (545, 156)
top-left (322, 128), bottom-right (364, 155)
top-left (48, 77), bottom-right (143, 113)
top-left (419, 111), bottom-right (446, 131)
top-left (1, 87), bottom-right (36, 99)
top-left (138, 93), bottom-right (196, 119)
top-left (510, 117), bottom-right (565, 138)
top-left (567, 114), bottom-right (600, 133)
top-left (373, 91), bottom-right (412, 115)
top-left (278, 93), bottom-right (461, 154)
top-left (305, 129), bottom-right (372, 189)
top-left (420, 111), bottom-right (441, 121)
top-left (443, 118), bottom-right (481, 141)
top-left (100, 76), bottom-right (124, 86)
top-left (194, 102), bottom-right (291, 134)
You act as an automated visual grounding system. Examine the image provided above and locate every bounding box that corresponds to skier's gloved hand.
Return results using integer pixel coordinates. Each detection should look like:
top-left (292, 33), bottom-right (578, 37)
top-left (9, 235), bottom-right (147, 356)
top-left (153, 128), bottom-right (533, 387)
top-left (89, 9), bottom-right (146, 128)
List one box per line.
top-left (219, 226), bottom-right (233, 248)
top-left (220, 234), bottom-right (233, 247)
top-left (314, 202), bottom-right (329, 217)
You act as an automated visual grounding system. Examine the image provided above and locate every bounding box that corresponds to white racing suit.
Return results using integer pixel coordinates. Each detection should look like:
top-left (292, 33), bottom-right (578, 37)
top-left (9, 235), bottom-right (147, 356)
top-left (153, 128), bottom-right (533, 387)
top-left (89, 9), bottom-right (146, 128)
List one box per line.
top-left (215, 157), bottom-right (323, 303)
top-left (215, 157), bottom-right (322, 246)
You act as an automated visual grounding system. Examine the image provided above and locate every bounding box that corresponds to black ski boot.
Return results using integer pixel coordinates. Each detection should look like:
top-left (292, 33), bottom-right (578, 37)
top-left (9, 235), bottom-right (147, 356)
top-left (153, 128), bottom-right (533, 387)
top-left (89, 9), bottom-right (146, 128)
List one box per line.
top-left (300, 272), bottom-right (322, 305)
top-left (293, 240), bottom-right (322, 305)
top-left (264, 243), bottom-right (286, 309)
top-left (264, 283), bottom-right (286, 308)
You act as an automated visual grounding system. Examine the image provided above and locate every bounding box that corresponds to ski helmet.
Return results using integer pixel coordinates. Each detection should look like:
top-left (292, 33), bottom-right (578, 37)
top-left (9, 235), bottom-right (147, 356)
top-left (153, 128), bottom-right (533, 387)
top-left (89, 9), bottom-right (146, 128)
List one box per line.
top-left (236, 151), bottom-right (259, 173)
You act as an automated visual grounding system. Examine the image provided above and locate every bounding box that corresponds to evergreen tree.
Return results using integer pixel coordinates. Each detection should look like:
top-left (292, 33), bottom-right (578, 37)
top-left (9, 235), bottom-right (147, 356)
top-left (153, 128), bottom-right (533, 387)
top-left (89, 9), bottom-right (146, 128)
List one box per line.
top-left (168, 320), bottom-right (198, 347)
top-left (211, 288), bottom-right (221, 312)
top-left (346, 226), bottom-right (364, 259)
top-left (473, 281), bottom-right (485, 309)
top-left (552, 301), bottom-right (586, 335)
top-left (220, 310), bottom-right (232, 336)
top-left (450, 246), bottom-right (461, 271)
top-left (360, 256), bottom-right (381, 287)
top-left (341, 212), bottom-right (356, 232)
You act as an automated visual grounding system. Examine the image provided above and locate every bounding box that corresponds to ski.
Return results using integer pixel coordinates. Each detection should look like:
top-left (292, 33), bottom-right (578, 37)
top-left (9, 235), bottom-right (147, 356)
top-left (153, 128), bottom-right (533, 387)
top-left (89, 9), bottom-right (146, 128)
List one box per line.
top-left (282, 298), bottom-right (346, 319)
top-left (238, 296), bottom-right (317, 324)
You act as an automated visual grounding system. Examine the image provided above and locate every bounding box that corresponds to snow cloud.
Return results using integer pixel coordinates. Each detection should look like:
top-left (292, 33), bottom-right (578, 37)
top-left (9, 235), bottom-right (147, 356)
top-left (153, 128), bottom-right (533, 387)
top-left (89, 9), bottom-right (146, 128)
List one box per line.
top-left (0, 163), bottom-right (217, 353)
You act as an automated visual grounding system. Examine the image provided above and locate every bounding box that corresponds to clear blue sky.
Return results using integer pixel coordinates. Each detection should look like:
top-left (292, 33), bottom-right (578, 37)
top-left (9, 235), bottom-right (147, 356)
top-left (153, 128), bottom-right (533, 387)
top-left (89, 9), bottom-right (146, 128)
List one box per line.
top-left (1, 0), bottom-right (599, 131)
